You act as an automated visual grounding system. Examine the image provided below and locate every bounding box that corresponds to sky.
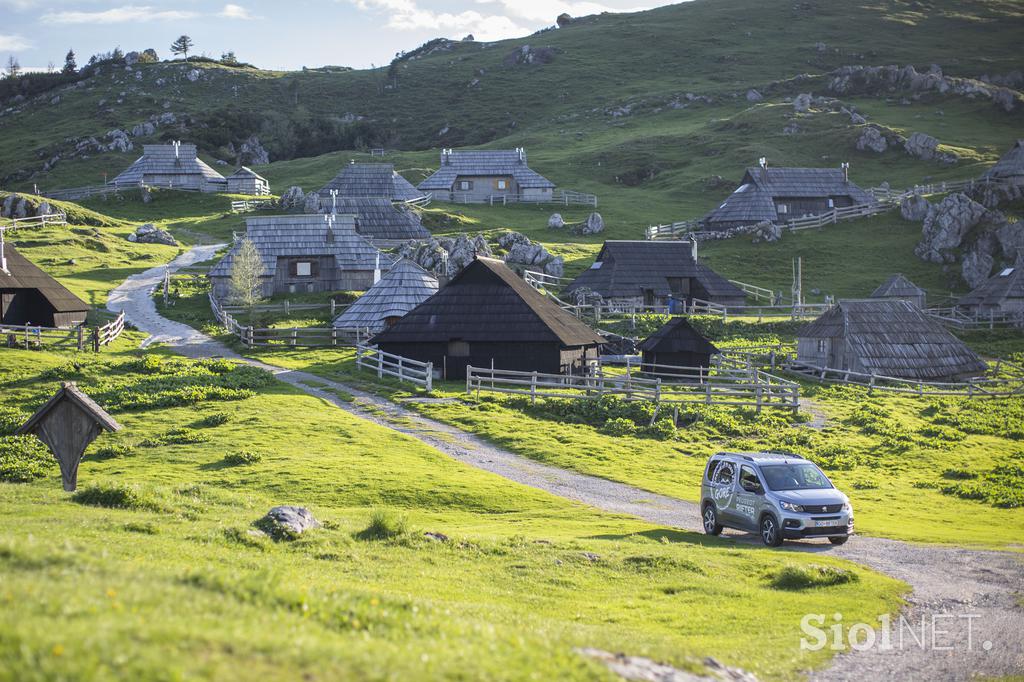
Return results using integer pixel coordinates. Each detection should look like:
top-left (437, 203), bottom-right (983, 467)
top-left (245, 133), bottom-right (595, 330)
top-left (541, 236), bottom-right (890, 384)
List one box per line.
top-left (0, 0), bottom-right (670, 72)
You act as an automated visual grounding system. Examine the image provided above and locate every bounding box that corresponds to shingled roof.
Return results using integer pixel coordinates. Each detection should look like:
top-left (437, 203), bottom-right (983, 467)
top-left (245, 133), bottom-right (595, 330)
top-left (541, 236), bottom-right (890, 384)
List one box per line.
top-left (112, 143), bottom-right (227, 186)
top-left (799, 300), bottom-right (987, 381)
top-left (563, 241), bottom-right (745, 302)
top-left (704, 166), bottom-right (873, 226)
top-left (871, 274), bottom-right (926, 300)
top-left (319, 163), bottom-right (425, 202)
top-left (208, 214), bottom-right (390, 278)
top-left (372, 257), bottom-right (604, 347)
top-left (417, 149), bottom-right (555, 191)
top-left (958, 263), bottom-right (1024, 308)
top-left (228, 166), bottom-right (267, 182)
top-left (331, 197), bottom-right (430, 240)
top-left (983, 139), bottom-right (1024, 182)
top-left (0, 243), bottom-right (90, 314)
top-left (639, 317), bottom-right (719, 354)
top-left (333, 260), bottom-right (438, 332)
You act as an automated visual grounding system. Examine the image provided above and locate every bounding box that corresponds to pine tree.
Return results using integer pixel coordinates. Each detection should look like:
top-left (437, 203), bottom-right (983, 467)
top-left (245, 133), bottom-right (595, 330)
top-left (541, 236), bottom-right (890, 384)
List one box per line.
top-left (228, 238), bottom-right (265, 312)
top-left (63, 50), bottom-right (77, 74)
top-left (221, 51), bottom-right (238, 65)
top-left (169, 35), bottom-right (194, 61)
top-left (5, 55), bottom-right (20, 79)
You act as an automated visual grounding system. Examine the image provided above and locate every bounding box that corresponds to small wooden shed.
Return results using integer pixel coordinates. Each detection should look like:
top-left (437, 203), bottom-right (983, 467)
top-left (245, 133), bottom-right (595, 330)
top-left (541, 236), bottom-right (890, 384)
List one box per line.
top-left (983, 139), bottom-right (1024, 187)
top-left (870, 274), bottom-right (926, 308)
top-left (372, 257), bottom-right (604, 379)
top-left (417, 148), bottom-right (555, 203)
top-left (111, 142), bottom-right (227, 192)
top-left (957, 262), bottom-right (1024, 317)
top-left (1, 243), bottom-right (90, 328)
top-left (797, 300), bottom-right (987, 381)
top-left (333, 259), bottom-right (438, 333)
top-left (226, 166), bottom-right (270, 195)
top-left (639, 317), bottom-right (718, 375)
top-left (17, 382), bottom-right (121, 491)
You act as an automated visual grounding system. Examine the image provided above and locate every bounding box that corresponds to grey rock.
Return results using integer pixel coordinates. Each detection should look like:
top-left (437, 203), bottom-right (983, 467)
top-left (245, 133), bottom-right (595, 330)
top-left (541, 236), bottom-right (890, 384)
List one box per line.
top-left (574, 212), bottom-right (604, 236)
top-left (856, 126), bottom-right (888, 153)
top-left (257, 506), bottom-right (320, 540)
top-left (303, 192), bottom-right (321, 214)
top-left (13, 198), bottom-right (28, 219)
top-left (961, 235), bottom-right (997, 288)
top-left (238, 135), bottom-right (270, 165)
top-left (50, 95), bottom-right (60, 105)
top-left (279, 186), bottom-right (305, 210)
top-left (547, 213), bottom-right (565, 229)
top-left (498, 231), bottom-right (531, 250)
top-left (793, 93), bottom-right (813, 113)
top-left (782, 122), bottom-right (802, 135)
top-left (131, 121), bottom-right (156, 137)
top-left (814, 41), bottom-right (827, 52)
top-left (186, 69), bottom-right (201, 82)
top-left (915, 193), bottom-right (987, 263)
top-left (904, 131), bottom-right (939, 160)
top-left (2, 193), bottom-right (18, 217)
top-left (543, 257), bottom-right (565, 278)
top-left (900, 194), bottom-right (931, 222)
top-left (124, 51), bottom-right (140, 66)
top-left (130, 223), bottom-right (177, 246)
top-left (849, 111), bottom-right (867, 125)
top-left (576, 648), bottom-right (758, 682)
top-left (745, 89), bottom-right (763, 102)
top-left (35, 201), bottom-right (52, 217)
top-left (157, 111), bottom-right (176, 125)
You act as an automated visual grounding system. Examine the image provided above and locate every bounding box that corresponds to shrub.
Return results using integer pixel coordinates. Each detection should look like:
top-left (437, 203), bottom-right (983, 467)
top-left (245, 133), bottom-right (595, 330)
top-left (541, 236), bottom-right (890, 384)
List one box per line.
top-left (0, 407), bottom-right (27, 436)
top-left (141, 428), bottom-right (210, 447)
top-left (601, 417), bottom-right (636, 436)
top-left (770, 564), bottom-right (859, 590)
top-left (194, 412), bottom-right (230, 428)
top-left (89, 443), bottom-right (137, 459)
top-left (0, 435), bottom-right (53, 483)
top-left (223, 450), bottom-right (263, 466)
top-left (72, 483), bottom-right (161, 511)
top-left (356, 509), bottom-right (409, 541)
top-left (641, 418), bottom-right (677, 440)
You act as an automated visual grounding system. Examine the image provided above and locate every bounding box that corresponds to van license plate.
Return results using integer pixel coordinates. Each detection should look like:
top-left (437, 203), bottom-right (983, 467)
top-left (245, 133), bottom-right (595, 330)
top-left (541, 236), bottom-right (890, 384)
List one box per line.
top-left (816, 519), bottom-right (842, 527)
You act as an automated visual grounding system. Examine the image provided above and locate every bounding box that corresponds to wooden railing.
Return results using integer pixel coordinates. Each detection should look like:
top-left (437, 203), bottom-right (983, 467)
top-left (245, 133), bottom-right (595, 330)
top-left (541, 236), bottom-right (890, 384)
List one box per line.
top-left (926, 307), bottom-right (1024, 330)
top-left (783, 361), bottom-right (1024, 398)
top-left (217, 299), bottom-right (350, 317)
top-left (0, 311), bottom-right (125, 351)
top-left (209, 294), bottom-right (367, 347)
top-left (443, 189), bottom-right (598, 207)
top-left (230, 198), bottom-right (277, 213)
top-left (523, 269), bottom-right (571, 293)
top-left (403, 193), bottom-right (433, 208)
top-left (867, 178), bottom-right (985, 202)
top-left (784, 202), bottom-right (890, 232)
top-left (645, 219), bottom-right (701, 241)
top-left (355, 344), bottom-right (433, 391)
top-left (0, 212), bottom-right (68, 230)
top-left (466, 361), bottom-right (799, 413)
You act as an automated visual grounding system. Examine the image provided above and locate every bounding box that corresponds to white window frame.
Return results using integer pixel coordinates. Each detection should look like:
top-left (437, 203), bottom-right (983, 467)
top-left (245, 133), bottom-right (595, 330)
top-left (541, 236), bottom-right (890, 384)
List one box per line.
top-left (816, 339), bottom-right (827, 353)
top-left (296, 261), bottom-right (312, 277)
top-left (496, 179), bottom-right (508, 190)
top-left (458, 180), bottom-right (473, 191)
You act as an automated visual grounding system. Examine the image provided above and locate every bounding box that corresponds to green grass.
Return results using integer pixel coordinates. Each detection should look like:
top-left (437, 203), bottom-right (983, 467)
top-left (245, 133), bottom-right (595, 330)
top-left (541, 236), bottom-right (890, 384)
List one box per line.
top-left (0, 344), bottom-right (905, 681)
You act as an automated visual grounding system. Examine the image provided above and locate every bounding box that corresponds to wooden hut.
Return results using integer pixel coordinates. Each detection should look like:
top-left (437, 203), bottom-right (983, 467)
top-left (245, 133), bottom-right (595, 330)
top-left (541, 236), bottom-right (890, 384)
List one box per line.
top-left (226, 166), bottom-right (270, 195)
top-left (982, 139), bottom-right (1024, 187)
top-left (639, 317), bottom-right (718, 375)
top-left (417, 148), bottom-right (554, 203)
top-left (318, 163), bottom-right (425, 203)
top-left (208, 214), bottom-right (390, 299)
top-left (957, 261), bottom-right (1024, 317)
top-left (1, 243), bottom-right (89, 327)
top-left (870, 274), bottom-right (926, 308)
top-left (372, 257), bottom-right (604, 379)
top-left (703, 162), bottom-right (874, 230)
top-left (329, 197), bottom-right (430, 242)
top-left (796, 300), bottom-right (986, 381)
top-left (563, 240), bottom-right (746, 310)
top-left (111, 142), bottom-right (227, 192)
top-left (333, 259), bottom-right (438, 333)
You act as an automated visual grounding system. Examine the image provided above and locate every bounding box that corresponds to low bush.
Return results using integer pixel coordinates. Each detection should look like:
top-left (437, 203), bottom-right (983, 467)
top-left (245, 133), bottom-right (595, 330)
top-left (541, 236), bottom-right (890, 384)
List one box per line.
top-left (601, 417), bottom-right (636, 436)
top-left (770, 564), bottom-right (859, 590)
top-left (223, 450), bottom-right (263, 466)
top-left (141, 428), bottom-right (210, 447)
top-left (89, 443), bottom-right (137, 459)
top-left (940, 455), bottom-right (1024, 508)
top-left (72, 483), bottom-right (162, 511)
top-left (194, 412), bottom-right (230, 428)
top-left (0, 435), bottom-right (53, 483)
top-left (0, 407), bottom-right (26, 436)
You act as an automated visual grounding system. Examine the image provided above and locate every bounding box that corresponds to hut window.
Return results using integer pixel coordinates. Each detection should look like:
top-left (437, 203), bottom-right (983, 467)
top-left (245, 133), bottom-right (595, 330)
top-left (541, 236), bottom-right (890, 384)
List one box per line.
top-left (448, 340), bottom-right (470, 357)
top-left (495, 179), bottom-right (508, 190)
top-left (777, 204), bottom-right (788, 214)
top-left (296, 262), bottom-right (312, 277)
top-left (827, 198), bottom-right (835, 208)
top-left (816, 339), bottom-right (827, 353)
top-left (458, 180), bottom-right (473, 191)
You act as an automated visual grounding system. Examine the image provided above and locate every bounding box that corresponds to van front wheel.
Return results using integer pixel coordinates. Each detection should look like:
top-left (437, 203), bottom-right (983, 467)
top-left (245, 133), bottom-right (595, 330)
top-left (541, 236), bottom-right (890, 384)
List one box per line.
top-left (760, 514), bottom-right (783, 547)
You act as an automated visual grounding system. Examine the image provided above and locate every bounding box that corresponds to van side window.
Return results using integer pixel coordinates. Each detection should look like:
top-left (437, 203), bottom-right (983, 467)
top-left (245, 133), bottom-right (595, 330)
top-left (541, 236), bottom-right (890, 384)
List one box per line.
top-left (705, 458), bottom-right (720, 481)
top-left (711, 461), bottom-right (735, 486)
top-left (740, 465), bottom-right (762, 493)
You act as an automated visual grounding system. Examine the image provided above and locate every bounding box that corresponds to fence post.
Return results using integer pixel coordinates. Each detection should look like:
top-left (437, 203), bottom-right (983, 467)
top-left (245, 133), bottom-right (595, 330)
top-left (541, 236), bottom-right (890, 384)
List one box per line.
top-left (755, 385), bottom-right (763, 414)
top-left (378, 350), bottom-right (384, 379)
top-left (531, 372), bottom-right (537, 405)
top-left (77, 325), bottom-right (84, 351)
top-left (92, 327), bottom-right (100, 352)
top-left (331, 328), bottom-right (337, 346)
top-left (655, 378), bottom-right (661, 405)
top-left (398, 358), bottom-right (404, 384)
top-left (246, 326), bottom-right (253, 348)
top-left (284, 300), bottom-right (290, 316)
top-left (466, 366), bottom-right (472, 394)
top-left (291, 328), bottom-right (297, 347)
top-left (331, 299), bottom-right (336, 316)
top-left (426, 362), bottom-right (433, 392)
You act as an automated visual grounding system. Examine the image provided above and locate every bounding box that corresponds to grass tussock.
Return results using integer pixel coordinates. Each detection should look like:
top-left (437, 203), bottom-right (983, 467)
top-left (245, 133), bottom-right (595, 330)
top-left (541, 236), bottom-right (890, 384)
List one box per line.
top-left (356, 509), bottom-right (410, 542)
top-left (770, 564), bottom-right (860, 591)
top-left (223, 450), bottom-right (263, 466)
top-left (72, 483), bottom-right (164, 512)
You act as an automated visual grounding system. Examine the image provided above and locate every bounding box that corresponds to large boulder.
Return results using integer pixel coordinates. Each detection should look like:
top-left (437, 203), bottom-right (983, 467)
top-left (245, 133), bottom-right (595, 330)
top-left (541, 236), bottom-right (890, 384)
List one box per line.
top-left (547, 213), bottom-right (565, 230)
top-left (256, 506), bottom-right (320, 540)
top-left (746, 89), bottom-right (763, 102)
top-left (106, 129), bottom-right (133, 153)
top-left (131, 121), bottom-right (156, 137)
top-left (900, 193), bottom-right (931, 222)
top-left (35, 201), bottom-right (52, 217)
top-left (1, 193), bottom-right (17, 217)
top-left (573, 212), bottom-right (604, 236)
top-left (279, 186), bottom-right (305, 210)
top-left (793, 93), bottom-right (813, 113)
top-left (961, 234), bottom-right (998, 288)
top-left (12, 198), bottom-right (28, 219)
top-left (238, 135), bottom-right (270, 165)
top-left (498, 231), bottom-right (531, 250)
top-left (128, 223), bottom-right (177, 246)
top-left (398, 238), bottom-right (448, 273)
top-left (914, 193), bottom-right (987, 263)
top-left (302, 192), bottom-right (321, 214)
top-left (904, 132), bottom-right (939, 160)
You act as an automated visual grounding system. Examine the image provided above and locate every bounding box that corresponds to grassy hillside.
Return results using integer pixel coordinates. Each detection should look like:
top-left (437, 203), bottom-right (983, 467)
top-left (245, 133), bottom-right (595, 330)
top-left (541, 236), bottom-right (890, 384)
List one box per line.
top-left (0, 345), bottom-right (904, 681)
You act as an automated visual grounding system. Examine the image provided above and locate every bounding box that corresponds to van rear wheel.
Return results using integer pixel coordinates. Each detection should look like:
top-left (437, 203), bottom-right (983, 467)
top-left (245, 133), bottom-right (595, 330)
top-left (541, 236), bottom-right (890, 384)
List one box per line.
top-left (760, 514), bottom-right (783, 547)
top-left (702, 504), bottom-right (722, 536)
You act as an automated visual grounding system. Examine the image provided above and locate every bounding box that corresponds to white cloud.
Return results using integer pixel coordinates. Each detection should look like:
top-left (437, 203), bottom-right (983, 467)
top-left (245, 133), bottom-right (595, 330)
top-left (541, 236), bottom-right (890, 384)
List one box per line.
top-left (351, 0), bottom-right (526, 41)
top-left (42, 5), bottom-right (199, 24)
top-left (219, 3), bottom-right (254, 19)
top-left (0, 33), bottom-right (32, 51)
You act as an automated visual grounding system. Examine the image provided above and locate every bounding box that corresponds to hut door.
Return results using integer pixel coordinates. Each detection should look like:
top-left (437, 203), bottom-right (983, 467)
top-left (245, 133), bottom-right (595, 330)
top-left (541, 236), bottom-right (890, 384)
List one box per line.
top-left (642, 288), bottom-right (655, 306)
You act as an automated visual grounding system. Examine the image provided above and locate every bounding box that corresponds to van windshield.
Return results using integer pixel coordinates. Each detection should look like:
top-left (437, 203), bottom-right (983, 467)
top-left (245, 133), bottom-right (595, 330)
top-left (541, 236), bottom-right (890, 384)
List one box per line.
top-left (760, 463), bottom-right (832, 491)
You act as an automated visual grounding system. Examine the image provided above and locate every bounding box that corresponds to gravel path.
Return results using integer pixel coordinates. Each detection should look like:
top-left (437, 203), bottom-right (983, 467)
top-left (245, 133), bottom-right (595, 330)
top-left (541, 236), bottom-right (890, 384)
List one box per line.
top-left (109, 252), bottom-right (1024, 682)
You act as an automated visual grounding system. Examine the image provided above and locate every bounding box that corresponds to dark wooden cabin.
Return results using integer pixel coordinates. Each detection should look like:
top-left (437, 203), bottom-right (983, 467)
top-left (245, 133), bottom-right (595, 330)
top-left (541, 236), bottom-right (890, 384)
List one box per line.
top-left (372, 257), bottom-right (604, 379)
top-left (639, 317), bottom-right (718, 375)
top-left (1, 244), bottom-right (90, 328)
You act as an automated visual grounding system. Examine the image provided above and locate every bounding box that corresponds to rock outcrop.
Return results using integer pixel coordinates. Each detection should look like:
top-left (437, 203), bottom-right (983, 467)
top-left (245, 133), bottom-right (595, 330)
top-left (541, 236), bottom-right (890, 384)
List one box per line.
top-left (793, 93), bottom-right (813, 113)
top-left (856, 126), bottom-right (888, 153)
top-left (256, 506), bottom-right (320, 540)
top-left (915, 193), bottom-right (988, 263)
top-left (127, 223), bottom-right (177, 246)
top-left (279, 186), bottom-right (305, 210)
top-left (501, 232), bottom-right (564, 278)
top-left (573, 212), bottom-right (604, 236)
top-left (547, 213), bottom-right (565, 230)
top-left (235, 135), bottom-right (270, 165)
top-left (746, 89), bottom-right (763, 102)
top-left (900, 193), bottom-right (931, 222)
top-left (302, 192), bottom-right (321, 214)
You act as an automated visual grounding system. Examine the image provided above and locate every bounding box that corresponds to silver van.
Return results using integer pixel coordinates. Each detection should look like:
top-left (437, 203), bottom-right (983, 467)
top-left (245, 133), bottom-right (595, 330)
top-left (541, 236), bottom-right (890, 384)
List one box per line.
top-left (699, 452), bottom-right (853, 546)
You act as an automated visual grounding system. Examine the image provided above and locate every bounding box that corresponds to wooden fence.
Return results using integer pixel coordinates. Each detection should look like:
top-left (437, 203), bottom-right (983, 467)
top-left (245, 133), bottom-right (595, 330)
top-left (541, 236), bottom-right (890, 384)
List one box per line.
top-left (867, 178), bottom-right (984, 203)
top-left (783, 202), bottom-right (889, 232)
top-left (403, 194), bottom-right (433, 208)
top-left (444, 189), bottom-right (598, 208)
top-left (230, 198), bottom-right (277, 213)
top-left (217, 299), bottom-right (350, 317)
top-left (926, 307), bottom-right (1024, 330)
top-left (0, 212), bottom-right (68, 231)
top-left (355, 344), bottom-right (433, 391)
top-left (465, 361), bottom-right (799, 413)
top-left (645, 219), bottom-right (701, 241)
top-left (783, 361), bottom-right (1024, 398)
top-left (1, 311), bottom-right (125, 351)
top-left (209, 294), bottom-right (367, 347)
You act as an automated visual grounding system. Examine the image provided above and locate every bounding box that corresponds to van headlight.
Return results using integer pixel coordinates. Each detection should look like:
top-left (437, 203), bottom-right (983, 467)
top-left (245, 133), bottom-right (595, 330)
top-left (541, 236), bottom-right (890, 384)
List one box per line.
top-left (843, 501), bottom-right (853, 514)
top-left (780, 501), bottom-right (804, 512)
